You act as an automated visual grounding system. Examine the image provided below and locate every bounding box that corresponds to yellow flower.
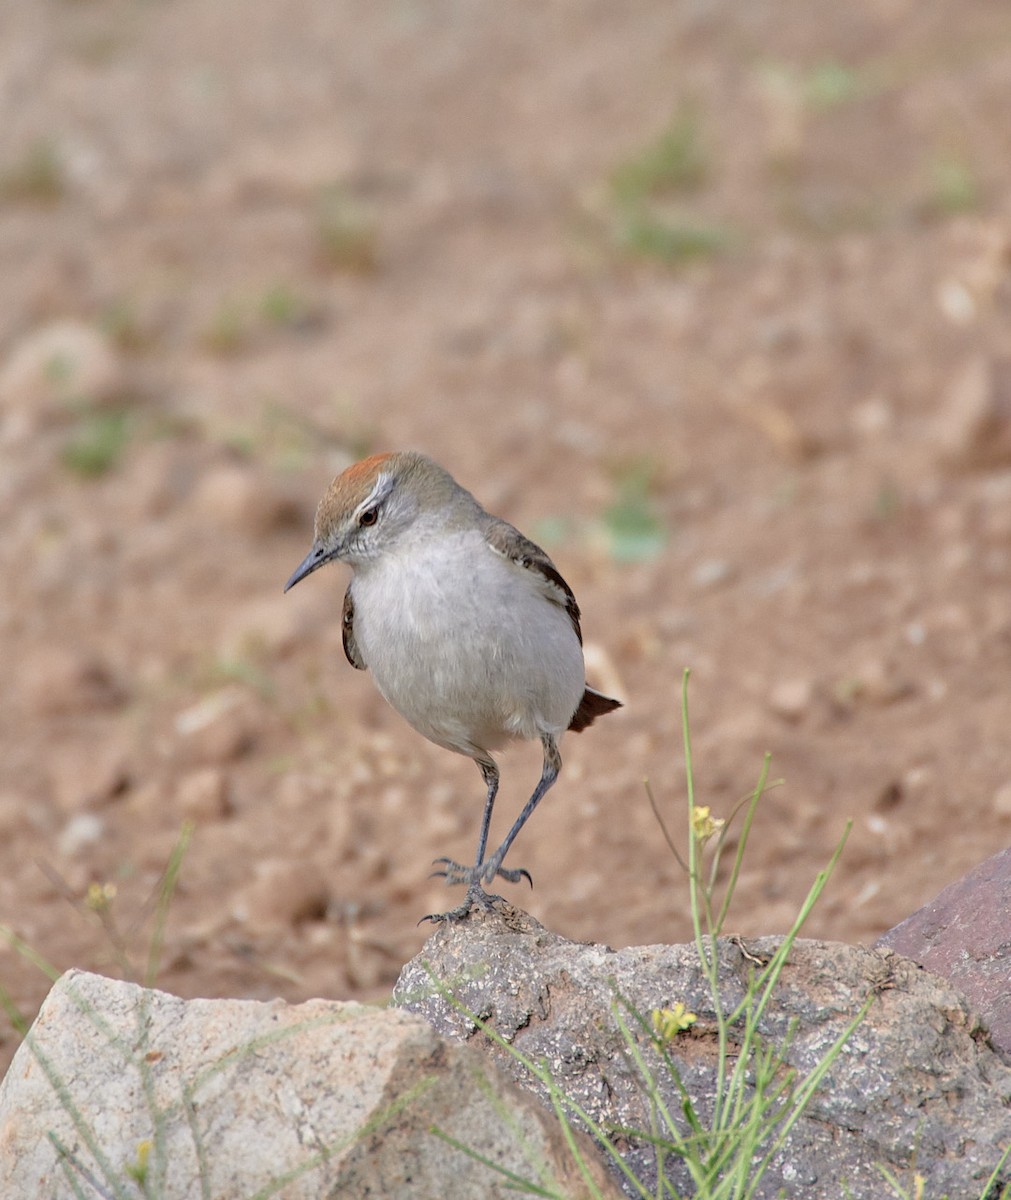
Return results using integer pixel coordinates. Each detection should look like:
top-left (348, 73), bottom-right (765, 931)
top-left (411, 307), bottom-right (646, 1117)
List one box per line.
top-left (652, 1002), bottom-right (698, 1042)
top-left (85, 882), bottom-right (117, 912)
top-left (691, 805), bottom-right (725, 844)
top-left (127, 1139), bottom-right (152, 1183)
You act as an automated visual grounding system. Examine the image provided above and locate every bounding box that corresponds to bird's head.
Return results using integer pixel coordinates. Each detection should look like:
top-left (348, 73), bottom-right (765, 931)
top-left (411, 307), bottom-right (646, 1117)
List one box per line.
top-left (283, 450), bottom-right (466, 591)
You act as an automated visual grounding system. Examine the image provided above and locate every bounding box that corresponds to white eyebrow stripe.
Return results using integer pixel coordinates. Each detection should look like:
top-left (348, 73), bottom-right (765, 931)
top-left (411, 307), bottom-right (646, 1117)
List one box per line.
top-left (356, 473), bottom-right (395, 517)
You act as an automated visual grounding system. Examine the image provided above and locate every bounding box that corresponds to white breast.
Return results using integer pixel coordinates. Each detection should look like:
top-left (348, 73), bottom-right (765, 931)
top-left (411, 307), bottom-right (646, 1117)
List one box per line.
top-left (349, 529), bottom-right (585, 758)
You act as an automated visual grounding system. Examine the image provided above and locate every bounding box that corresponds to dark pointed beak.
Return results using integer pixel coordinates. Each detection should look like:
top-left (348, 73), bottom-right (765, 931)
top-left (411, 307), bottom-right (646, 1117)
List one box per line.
top-left (284, 544), bottom-right (329, 592)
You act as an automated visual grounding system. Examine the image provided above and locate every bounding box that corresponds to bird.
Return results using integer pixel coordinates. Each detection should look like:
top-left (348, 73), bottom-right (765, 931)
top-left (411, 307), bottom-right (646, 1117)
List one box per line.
top-left (284, 451), bottom-right (622, 920)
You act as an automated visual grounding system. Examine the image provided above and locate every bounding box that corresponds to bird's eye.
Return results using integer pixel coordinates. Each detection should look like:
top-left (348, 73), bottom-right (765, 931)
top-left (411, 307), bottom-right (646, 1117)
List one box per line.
top-left (359, 507), bottom-right (379, 527)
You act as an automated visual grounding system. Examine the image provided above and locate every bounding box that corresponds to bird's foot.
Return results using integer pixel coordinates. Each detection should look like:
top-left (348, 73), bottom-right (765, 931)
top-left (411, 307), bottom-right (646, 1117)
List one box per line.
top-left (419, 883), bottom-right (504, 924)
top-left (430, 856), bottom-right (533, 889)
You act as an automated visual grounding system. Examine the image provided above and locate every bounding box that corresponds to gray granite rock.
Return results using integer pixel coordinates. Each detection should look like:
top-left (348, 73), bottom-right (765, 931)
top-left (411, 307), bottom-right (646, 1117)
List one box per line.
top-left (0, 968), bottom-right (621, 1199)
top-left (396, 902), bottom-right (1011, 1199)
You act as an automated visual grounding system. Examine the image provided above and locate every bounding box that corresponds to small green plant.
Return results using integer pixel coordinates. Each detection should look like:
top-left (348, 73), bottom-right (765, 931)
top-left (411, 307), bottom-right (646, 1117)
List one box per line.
top-left (201, 297), bottom-right (251, 356)
top-left (614, 674), bottom-right (865, 1197)
top-left (803, 61), bottom-right (864, 110)
top-left (61, 409), bottom-right (132, 478)
top-left (611, 108), bottom-right (708, 205)
top-left (880, 1157), bottom-right (1011, 1200)
top-left (200, 286), bottom-right (321, 356)
top-left (214, 399), bottom-right (341, 472)
top-left (615, 213), bottom-right (732, 265)
top-left (315, 185), bottom-right (379, 273)
top-left (927, 153), bottom-right (980, 216)
top-left (260, 284), bottom-right (314, 329)
top-left (100, 299), bottom-right (150, 352)
top-left (601, 458), bottom-right (666, 562)
top-left (0, 138), bottom-right (65, 204)
top-left (600, 109), bottom-right (734, 268)
top-left (0, 823), bottom-right (194, 1043)
top-left (758, 60), bottom-right (866, 116)
top-left (201, 655), bottom-right (277, 703)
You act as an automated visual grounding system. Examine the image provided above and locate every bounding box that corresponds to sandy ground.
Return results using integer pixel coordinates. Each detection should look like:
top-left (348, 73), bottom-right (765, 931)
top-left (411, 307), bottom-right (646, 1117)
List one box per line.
top-left (2, 0), bottom-right (1011, 1071)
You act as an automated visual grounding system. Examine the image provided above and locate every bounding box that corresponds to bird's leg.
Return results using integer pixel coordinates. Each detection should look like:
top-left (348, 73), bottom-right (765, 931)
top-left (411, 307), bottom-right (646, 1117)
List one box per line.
top-left (470, 759), bottom-right (533, 883)
top-left (478, 733), bottom-right (559, 888)
top-left (473, 757), bottom-right (499, 868)
top-left (425, 756), bottom-right (533, 922)
top-left (431, 757), bottom-right (499, 883)
top-left (433, 756), bottom-right (532, 886)
top-left (427, 759), bottom-right (502, 918)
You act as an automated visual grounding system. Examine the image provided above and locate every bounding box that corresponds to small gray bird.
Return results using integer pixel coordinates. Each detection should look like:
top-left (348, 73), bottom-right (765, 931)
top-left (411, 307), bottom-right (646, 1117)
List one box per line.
top-left (284, 451), bottom-right (621, 920)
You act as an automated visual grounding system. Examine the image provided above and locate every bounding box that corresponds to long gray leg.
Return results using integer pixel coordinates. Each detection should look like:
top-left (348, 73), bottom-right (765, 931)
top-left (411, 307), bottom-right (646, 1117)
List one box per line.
top-left (479, 734), bottom-right (560, 886)
top-left (431, 757), bottom-right (500, 882)
top-left (430, 757), bottom-right (518, 887)
top-left (472, 757), bottom-right (499, 867)
top-left (423, 754), bottom-right (539, 924)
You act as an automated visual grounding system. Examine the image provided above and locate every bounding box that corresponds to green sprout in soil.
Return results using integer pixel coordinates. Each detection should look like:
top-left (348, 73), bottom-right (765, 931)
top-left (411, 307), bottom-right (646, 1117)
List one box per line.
top-left (610, 108), bottom-right (708, 205)
top-left (601, 458), bottom-right (666, 563)
top-left (927, 153), bottom-right (980, 216)
top-left (61, 410), bottom-right (132, 478)
top-left (315, 184), bottom-right (379, 273)
top-left (0, 139), bottom-right (65, 205)
top-left (602, 105), bottom-right (735, 267)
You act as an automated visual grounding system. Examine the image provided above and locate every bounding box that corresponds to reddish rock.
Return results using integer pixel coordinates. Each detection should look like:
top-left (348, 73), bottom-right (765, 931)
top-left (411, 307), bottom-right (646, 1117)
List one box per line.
top-left (175, 767), bottom-right (232, 822)
top-left (934, 356), bottom-right (1011, 471)
top-left (877, 848), bottom-right (1011, 1058)
top-left (233, 857), bottom-right (329, 931)
top-left (21, 649), bottom-right (128, 717)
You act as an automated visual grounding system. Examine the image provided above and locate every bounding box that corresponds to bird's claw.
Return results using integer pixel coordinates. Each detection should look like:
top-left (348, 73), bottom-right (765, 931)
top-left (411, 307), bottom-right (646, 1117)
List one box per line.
top-left (430, 857), bottom-right (533, 889)
top-left (418, 884), bottom-right (503, 924)
top-left (496, 866), bottom-right (533, 887)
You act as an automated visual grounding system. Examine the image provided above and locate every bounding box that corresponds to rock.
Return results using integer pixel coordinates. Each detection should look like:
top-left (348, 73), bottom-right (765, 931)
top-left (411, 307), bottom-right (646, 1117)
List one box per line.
top-left (21, 648), bottom-right (128, 717)
top-left (232, 857), bottom-right (329, 931)
top-left (994, 780), bottom-right (1011, 817)
top-left (276, 772), bottom-right (355, 860)
top-left (0, 793), bottom-right (46, 840)
top-left (851, 395), bottom-right (893, 438)
top-left (56, 812), bottom-right (105, 857)
top-left (188, 462), bottom-right (302, 536)
top-left (0, 320), bottom-right (126, 442)
top-left (834, 657), bottom-right (914, 706)
top-left (48, 739), bottom-right (131, 812)
top-left (936, 278), bottom-right (976, 326)
top-left (691, 558), bottom-right (736, 589)
top-left (934, 356), bottom-right (1011, 470)
top-left (174, 767), bottom-right (231, 822)
top-left (0, 970), bottom-right (620, 1200)
top-left (395, 905), bottom-right (1011, 1200)
top-left (877, 847), bottom-right (1011, 1058)
top-left (173, 686), bottom-right (261, 765)
top-left (768, 676), bottom-right (813, 721)
top-left (218, 593), bottom-right (309, 662)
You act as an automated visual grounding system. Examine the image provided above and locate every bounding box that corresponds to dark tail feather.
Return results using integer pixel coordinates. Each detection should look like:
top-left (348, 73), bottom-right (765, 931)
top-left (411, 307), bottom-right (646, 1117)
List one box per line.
top-left (568, 686), bottom-right (622, 733)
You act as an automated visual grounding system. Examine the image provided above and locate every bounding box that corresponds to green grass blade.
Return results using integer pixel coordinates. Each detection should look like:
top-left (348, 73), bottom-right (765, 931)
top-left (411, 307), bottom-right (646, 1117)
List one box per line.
top-left (145, 820), bottom-right (194, 987)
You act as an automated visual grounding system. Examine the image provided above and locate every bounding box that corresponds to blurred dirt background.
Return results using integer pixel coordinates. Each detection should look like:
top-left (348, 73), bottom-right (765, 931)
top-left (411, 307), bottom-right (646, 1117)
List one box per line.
top-left (2, 0), bottom-right (1011, 1070)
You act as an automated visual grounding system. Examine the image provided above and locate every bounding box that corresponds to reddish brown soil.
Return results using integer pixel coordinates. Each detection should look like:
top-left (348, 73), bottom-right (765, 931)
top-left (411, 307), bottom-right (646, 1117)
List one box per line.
top-left (3, 0), bottom-right (1011, 1072)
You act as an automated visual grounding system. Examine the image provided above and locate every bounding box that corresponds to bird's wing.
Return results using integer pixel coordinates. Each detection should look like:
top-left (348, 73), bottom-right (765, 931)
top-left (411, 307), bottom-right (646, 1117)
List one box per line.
top-left (484, 520), bottom-right (583, 645)
top-left (342, 585), bottom-right (367, 670)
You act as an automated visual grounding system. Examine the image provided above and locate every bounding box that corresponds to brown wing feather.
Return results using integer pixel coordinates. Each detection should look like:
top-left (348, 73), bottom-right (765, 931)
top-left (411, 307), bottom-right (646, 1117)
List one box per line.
top-left (484, 520), bottom-right (583, 644)
top-left (342, 586), bottom-right (366, 670)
